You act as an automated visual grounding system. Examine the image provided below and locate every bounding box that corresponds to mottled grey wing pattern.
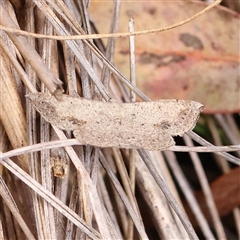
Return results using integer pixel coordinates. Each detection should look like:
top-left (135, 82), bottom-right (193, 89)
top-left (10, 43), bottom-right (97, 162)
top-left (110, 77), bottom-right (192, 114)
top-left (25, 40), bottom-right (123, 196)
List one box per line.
top-left (26, 93), bottom-right (203, 151)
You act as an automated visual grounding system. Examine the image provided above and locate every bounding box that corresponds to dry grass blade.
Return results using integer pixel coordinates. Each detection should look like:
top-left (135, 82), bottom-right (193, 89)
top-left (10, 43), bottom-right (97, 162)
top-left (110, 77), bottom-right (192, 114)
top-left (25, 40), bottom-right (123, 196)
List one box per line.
top-left (137, 149), bottom-right (199, 239)
top-left (0, 34), bottom-right (29, 173)
top-left (32, 0), bottom-right (110, 101)
top-left (0, 3), bottom-right (63, 98)
top-left (183, 135), bottom-right (226, 239)
top-left (135, 151), bottom-right (190, 239)
top-left (0, 176), bottom-right (36, 240)
top-left (164, 150), bottom-right (216, 239)
top-left (0, 0), bottom-right (222, 40)
top-left (0, 153), bottom-right (101, 240)
top-left (215, 114), bottom-right (240, 157)
top-left (0, 0), bottom-right (239, 239)
top-left (1, 140), bottom-right (239, 162)
top-left (187, 131), bottom-right (240, 165)
top-left (99, 152), bottom-right (148, 240)
top-left (101, 0), bottom-right (121, 89)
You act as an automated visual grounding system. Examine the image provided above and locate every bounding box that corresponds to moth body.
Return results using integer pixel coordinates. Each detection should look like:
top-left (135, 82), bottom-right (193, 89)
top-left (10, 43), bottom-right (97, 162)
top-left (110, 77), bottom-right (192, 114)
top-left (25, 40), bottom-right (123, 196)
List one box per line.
top-left (27, 93), bottom-right (203, 150)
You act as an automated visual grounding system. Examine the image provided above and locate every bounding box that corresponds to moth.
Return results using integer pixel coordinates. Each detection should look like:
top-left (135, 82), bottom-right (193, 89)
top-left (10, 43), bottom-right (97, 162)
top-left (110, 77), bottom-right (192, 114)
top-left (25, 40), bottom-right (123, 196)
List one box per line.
top-left (27, 93), bottom-right (204, 151)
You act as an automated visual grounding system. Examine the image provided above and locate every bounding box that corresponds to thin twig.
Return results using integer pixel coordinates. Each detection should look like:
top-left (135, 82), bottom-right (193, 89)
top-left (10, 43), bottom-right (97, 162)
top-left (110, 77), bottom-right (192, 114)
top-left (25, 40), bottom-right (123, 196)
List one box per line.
top-left (187, 131), bottom-right (240, 165)
top-left (99, 151), bottom-right (149, 240)
top-left (1, 139), bottom-right (239, 161)
top-left (0, 154), bottom-right (101, 240)
top-left (0, 0), bottom-right (222, 40)
top-left (183, 135), bottom-right (226, 239)
top-left (164, 151), bottom-right (215, 239)
top-left (137, 149), bottom-right (199, 240)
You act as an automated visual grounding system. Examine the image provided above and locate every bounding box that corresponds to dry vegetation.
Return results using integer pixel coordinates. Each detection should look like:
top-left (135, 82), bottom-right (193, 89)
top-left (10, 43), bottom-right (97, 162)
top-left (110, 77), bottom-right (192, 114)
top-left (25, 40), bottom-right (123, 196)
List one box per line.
top-left (0, 0), bottom-right (239, 239)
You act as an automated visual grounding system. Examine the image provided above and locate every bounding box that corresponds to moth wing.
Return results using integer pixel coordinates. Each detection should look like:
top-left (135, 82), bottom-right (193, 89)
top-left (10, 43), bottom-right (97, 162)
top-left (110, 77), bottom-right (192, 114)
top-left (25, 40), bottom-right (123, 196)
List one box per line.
top-left (74, 129), bottom-right (175, 151)
top-left (171, 101), bottom-right (203, 136)
top-left (152, 100), bottom-right (203, 136)
top-left (130, 130), bottom-right (175, 151)
top-left (73, 129), bottom-right (121, 148)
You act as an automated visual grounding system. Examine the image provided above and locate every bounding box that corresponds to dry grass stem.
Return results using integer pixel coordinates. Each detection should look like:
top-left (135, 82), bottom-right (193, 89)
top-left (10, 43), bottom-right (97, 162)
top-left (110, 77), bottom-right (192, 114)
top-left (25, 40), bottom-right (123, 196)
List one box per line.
top-left (0, 0), bottom-right (239, 239)
top-left (0, 0), bottom-right (222, 40)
